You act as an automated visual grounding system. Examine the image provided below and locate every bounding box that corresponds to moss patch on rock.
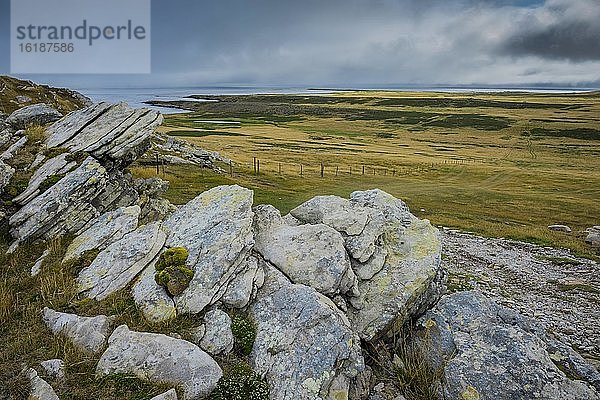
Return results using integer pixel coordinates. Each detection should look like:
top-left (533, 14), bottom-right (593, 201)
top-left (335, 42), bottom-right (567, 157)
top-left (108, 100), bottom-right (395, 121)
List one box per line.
top-left (154, 247), bottom-right (193, 296)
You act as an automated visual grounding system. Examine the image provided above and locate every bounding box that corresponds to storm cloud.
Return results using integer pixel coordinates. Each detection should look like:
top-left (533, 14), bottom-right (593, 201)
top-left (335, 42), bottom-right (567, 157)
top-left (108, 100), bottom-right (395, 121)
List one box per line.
top-left (1, 0), bottom-right (599, 87)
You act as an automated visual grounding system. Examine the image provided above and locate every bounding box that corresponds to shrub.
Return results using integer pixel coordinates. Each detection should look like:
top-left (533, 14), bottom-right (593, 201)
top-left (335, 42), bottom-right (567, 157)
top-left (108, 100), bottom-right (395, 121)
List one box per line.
top-left (154, 247), bottom-right (193, 296)
top-left (231, 313), bottom-right (257, 356)
top-left (210, 362), bottom-right (269, 400)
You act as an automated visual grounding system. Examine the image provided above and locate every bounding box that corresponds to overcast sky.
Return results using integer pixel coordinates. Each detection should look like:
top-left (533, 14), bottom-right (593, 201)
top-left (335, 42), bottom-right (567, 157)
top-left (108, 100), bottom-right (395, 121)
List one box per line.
top-left (1, 0), bottom-right (599, 88)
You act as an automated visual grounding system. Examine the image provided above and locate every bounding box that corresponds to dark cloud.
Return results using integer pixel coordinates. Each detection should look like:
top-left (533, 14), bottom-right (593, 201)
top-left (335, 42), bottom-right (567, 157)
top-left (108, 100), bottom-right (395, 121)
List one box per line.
top-left (498, 0), bottom-right (600, 61)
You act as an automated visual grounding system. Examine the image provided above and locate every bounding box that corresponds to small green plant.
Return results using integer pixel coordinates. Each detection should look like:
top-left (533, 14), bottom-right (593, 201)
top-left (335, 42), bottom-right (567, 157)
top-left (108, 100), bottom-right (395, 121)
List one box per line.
top-left (154, 247), bottom-right (193, 296)
top-left (43, 147), bottom-right (69, 159)
top-left (210, 362), bottom-right (269, 400)
top-left (231, 313), bottom-right (257, 356)
top-left (38, 173), bottom-right (66, 194)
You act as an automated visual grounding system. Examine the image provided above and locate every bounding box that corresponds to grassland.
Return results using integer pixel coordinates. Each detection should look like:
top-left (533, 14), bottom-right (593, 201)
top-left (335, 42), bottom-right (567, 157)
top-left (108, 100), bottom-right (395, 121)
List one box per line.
top-left (138, 90), bottom-right (600, 259)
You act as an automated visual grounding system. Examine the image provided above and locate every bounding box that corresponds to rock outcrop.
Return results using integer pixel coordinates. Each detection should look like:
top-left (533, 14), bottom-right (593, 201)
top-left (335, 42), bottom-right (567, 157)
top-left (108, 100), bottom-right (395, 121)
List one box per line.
top-left (97, 325), bottom-right (222, 400)
top-left (6, 103), bottom-right (62, 129)
top-left (416, 291), bottom-right (600, 400)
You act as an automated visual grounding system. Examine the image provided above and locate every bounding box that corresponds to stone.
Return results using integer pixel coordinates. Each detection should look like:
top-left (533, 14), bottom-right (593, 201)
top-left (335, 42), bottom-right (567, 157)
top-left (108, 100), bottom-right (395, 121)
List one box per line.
top-left (416, 291), bottom-right (600, 400)
top-left (16, 95), bottom-right (31, 104)
top-left (250, 262), bottom-right (364, 400)
top-left (27, 368), bottom-right (59, 400)
top-left (150, 389), bottom-right (178, 400)
top-left (9, 157), bottom-right (109, 249)
top-left (7, 103), bottom-right (62, 129)
top-left (77, 222), bottom-right (166, 300)
top-left (31, 249), bottom-right (49, 277)
top-left (132, 259), bottom-right (177, 323)
top-left (221, 255), bottom-right (265, 308)
top-left (162, 185), bottom-right (254, 314)
top-left (585, 232), bottom-right (600, 246)
top-left (42, 307), bottom-right (113, 354)
top-left (347, 189), bottom-right (444, 342)
top-left (40, 359), bottom-right (66, 380)
top-left (13, 152), bottom-right (77, 205)
top-left (0, 159), bottom-right (15, 194)
top-left (63, 205), bottom-right (140, 262)
top-left (290, 195), bottom-right (386, 262)
top-left (199, 308), bottom-right (234, 355)
top-left (0, 135), bottom-right (27, 161)
top-left (45, 102), bottom-right (162, 165)
top-left (253, 204), bottom-right (359, 297)
top-left (548, 224), bottom-right (572, 233)
top-left (96, 325), bottom-right (222, 400)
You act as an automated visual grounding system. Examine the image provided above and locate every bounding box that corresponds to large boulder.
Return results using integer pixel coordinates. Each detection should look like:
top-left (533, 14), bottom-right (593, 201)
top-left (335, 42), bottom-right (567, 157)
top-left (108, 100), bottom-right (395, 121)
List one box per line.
top-left (77, 222), bottom-right (166, 300)
top-left (291, 190), bottom-right (444, 342)
top-left (162, 185), bottom-right (255, 314)
top-left (416, 291), bottom-right (600, 400)
top-left (254, 204), bottom-right (359, 297)
top-left (45, 102), bottom-right (162, 166)
top-left (250, 262), bottom-right (364, 400)
top-left (6, 103), bottom-right (62, 129)
top-left (42, 308), bottom-right (113, 354)
top-left (96, 325), bottom-right (222, 400)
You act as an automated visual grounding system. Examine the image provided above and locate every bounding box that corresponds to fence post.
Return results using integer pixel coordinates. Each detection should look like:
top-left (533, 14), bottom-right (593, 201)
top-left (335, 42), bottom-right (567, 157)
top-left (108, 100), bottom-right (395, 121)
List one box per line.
top-left (229, 160), bottom-right (233, 177)
top-left (156, 153), bottom-right (159, 175)
top-left (300, 164), bottom-right (303, 176)
top-left (362, 165), bottom-right (365, 175)
top-left (393, 169), bottom-right (396, 176)
top-left (257, 159), bottom-right (260, 175)
top-left (253, 157), bottom-right (257, 174)
top-left (320, 162), bottom-right (324, 178)
top-left (279, 163), bottom-right (282, 175)
top-left (336, 166), bottom-right (339, 176)
top-left (349, 166), bottom-right (352, 175)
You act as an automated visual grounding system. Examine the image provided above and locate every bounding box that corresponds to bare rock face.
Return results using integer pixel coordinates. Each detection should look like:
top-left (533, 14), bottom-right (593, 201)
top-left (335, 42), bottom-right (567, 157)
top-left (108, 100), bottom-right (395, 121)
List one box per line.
top-left (162, 185), bottom-right (255, 314)
top-left (416, 291), bottom-right (600, 400)
top-left (250, 262), bottom-right (364, 400)
top-left (221, 254), bottom-right (265, 308)
top-left (7, 103), bottom-right (62, 129)
top-left (254, 204), bottom-right (359, 297)
top-left (42, 307), bottom-right (114, 354)
top-left (96, 325), bottom-right (222, 400)
top-left (132, 258), bottom-right (177, 323)
top-left (77, 222), bottom-right (166, 301)
top-left (63, 205), bottom-right (140, 262)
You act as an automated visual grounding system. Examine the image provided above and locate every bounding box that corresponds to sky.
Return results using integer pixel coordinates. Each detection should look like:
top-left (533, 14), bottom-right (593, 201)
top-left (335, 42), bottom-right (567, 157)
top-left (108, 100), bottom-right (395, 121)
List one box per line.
top-left (0, 0), bottom-right (599, 89)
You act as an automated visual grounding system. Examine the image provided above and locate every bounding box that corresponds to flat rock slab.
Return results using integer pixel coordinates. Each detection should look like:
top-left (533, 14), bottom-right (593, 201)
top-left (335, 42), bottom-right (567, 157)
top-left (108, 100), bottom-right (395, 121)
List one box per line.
top-left (43, 307), bottom-right (113, 354)
top-left (250, 262), bottom-right (364, 400)
top-left (63, 205), bottom-right (140, 262)
top-left (77, 222), bottom-right (166, 300)
top-left (417, 291), bottom-right (600, 400)
top-left (254, 204), bottom-right (358, 297)
top-left (163, 185), bottom-right (254, 314)
top-left (97, 325), bottom-right (222, 400)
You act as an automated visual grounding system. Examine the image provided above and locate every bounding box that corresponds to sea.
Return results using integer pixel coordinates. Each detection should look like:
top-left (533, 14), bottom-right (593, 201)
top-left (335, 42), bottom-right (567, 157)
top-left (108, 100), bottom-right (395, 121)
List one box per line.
top-left (75, 85), bottom-right (599, 115)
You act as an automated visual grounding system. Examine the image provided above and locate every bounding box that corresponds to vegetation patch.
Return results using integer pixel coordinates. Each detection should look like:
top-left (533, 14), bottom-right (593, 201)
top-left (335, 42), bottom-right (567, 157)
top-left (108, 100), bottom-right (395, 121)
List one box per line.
top-left (526, 128), bottom-right (600, 141)
top-left (230, 312), bottom-right (257, 356)
top-left (154, 247), bottom-right (193, 297)
top-left (209, 361), bottom-right (269, 400)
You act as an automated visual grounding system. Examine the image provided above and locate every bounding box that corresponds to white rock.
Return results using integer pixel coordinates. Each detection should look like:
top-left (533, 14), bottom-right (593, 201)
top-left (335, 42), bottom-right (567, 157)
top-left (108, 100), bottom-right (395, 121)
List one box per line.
top-left (96, 325), bottom-right (222, 400)
top-left (132, 259), bottom-right (177, 323)
top-left (548, 224), bottom-right (572, 233)
top-left (199, 309), bottom-right (234, 355)
top-left (14, 153), bottom-right (76, 205)
top-left (221, 255), bottom-right (264, 308)
top-left (31, 249), bottom-right (49, 277)
top-left (63, 205), bottom-right (140, 262)
top-left (163, 185), bottom-right (255, 314)
top-left (77, 222), bottom-right (166, 300)
top-left (0, 159), bottom-right (15, 194)
top-left (0, 135), bottom-right (27, 161)
top-left (42, 307), bottom-right (113, 354)
top-left (150, 389), bottom-right (178, 400)
top-left (27, 368), bottom-right (59, 400)
top-left (40, 359), bottom-right (65, 380)
top-left (7, 103), bottom-right (62, 129)
top-left (254, 204), bottom-right (358, 297)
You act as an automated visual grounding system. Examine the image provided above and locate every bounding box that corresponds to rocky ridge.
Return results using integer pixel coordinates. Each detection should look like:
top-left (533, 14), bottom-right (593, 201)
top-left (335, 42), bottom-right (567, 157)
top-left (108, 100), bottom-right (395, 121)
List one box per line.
top-left (0, 96), bottom-right (598, 400)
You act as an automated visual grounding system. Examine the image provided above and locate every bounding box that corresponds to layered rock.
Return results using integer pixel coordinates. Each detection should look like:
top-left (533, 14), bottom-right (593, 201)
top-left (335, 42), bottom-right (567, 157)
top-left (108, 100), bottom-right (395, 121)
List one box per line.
top-left (42, 307), bottom-right (113, 354)
top-left (250, 262), bottom-right (364, 400)
top-left (132, 259), bottom-right (177, 323)
top-left (162, 185), bottom-right (254, 314)
top-left (416, 291), bottom-right (600, 400)
top-left (97, 325), bottom-right (222, 400)
top-left (221, 254), bottom-right (265, 308)
top-left (77, 222), bottom-right (166, 300)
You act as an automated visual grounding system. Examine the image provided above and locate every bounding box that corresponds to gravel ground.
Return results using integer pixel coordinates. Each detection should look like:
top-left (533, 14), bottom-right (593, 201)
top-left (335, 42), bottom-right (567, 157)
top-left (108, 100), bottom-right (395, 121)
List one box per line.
top-left (441, 229), bottom-right (600, 370)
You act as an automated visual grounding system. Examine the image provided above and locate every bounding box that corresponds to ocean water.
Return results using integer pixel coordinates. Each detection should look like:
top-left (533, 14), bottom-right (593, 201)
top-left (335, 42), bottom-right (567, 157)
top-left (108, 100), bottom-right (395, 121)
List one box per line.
top-left (76, 85), bottom-right (598, 115)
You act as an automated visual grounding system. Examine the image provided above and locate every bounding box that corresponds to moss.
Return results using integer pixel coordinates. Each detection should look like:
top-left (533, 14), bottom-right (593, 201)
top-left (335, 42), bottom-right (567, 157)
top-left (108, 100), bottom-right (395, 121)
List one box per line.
top-left (4, 177), bottom-right (29, 197)
top-left (231, 313), bottom-right (257, 356)
top-left (64, 151), bottom-right (89, 165)
top-left (154, 247), bottom-right (193, 296)
top-left (38, 173), bottom-right (66, 194)
top-left (209, 361), bottom-right (269, 400)
top-left (43, 147), bottom-right (69, 159)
